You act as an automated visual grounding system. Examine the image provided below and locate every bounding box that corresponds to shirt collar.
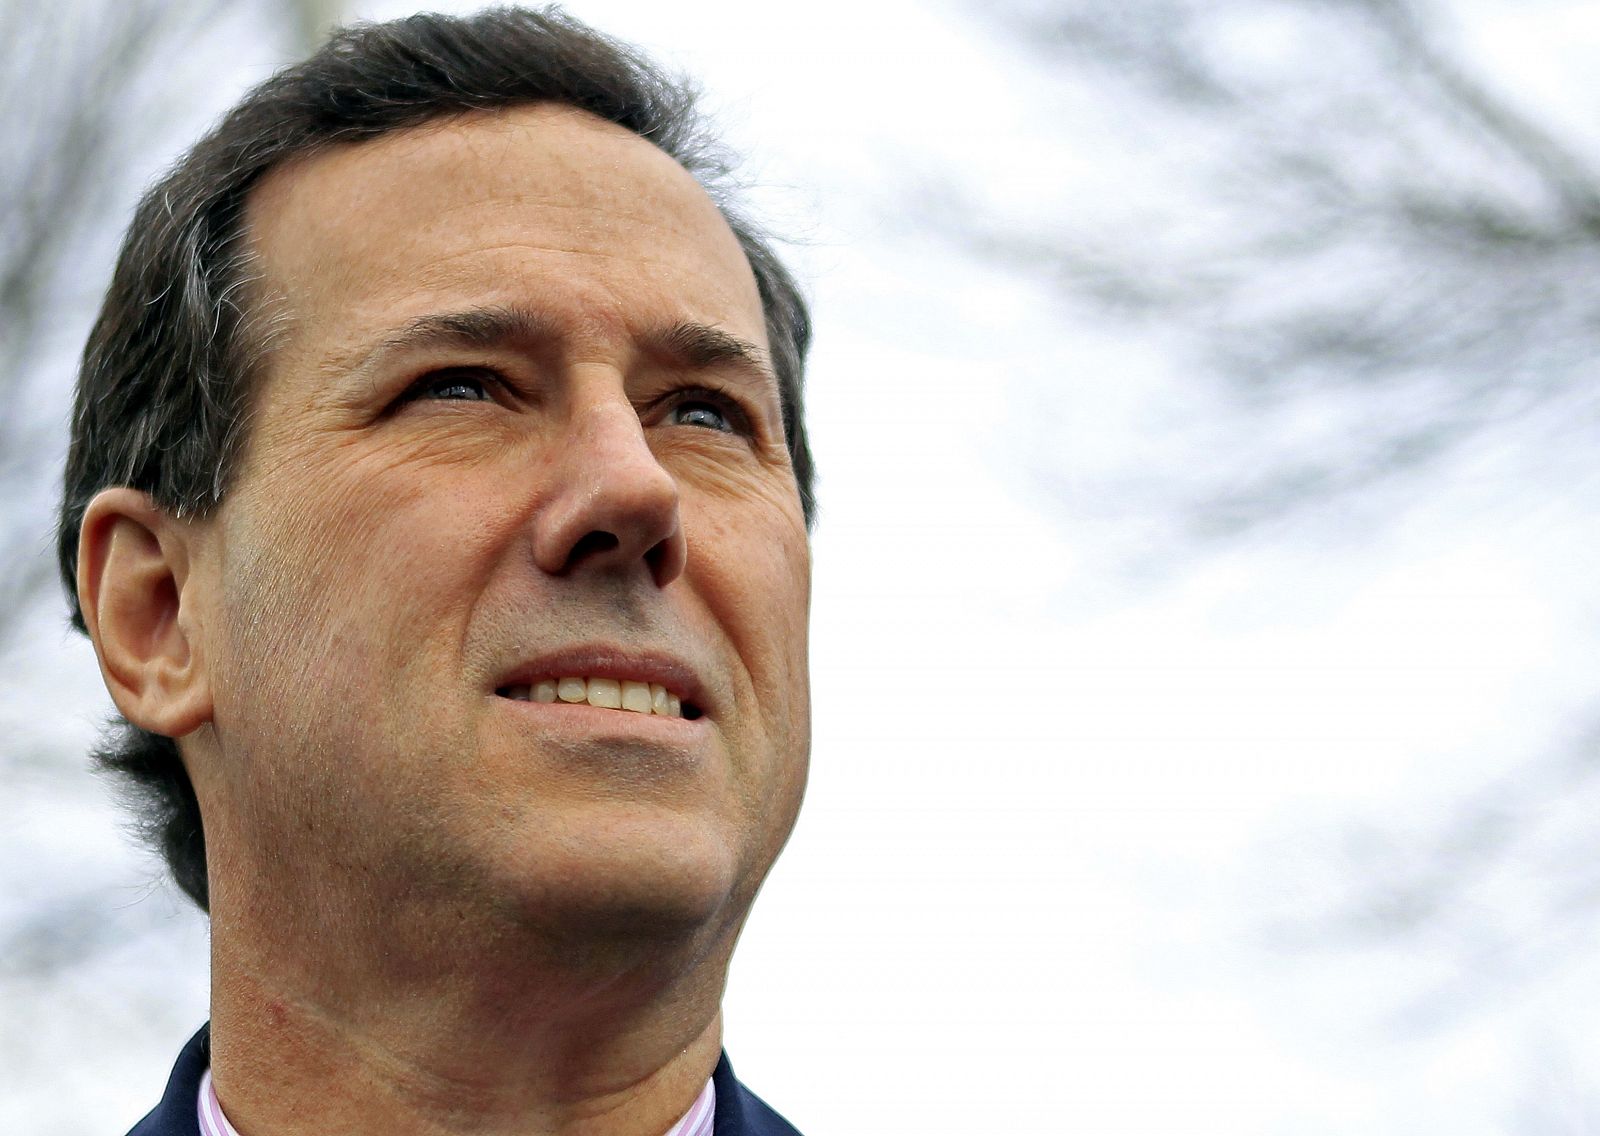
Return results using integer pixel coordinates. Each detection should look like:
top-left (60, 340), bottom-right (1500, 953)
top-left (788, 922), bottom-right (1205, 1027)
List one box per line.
top-left (198, 1066), bottom-right (716, 1136)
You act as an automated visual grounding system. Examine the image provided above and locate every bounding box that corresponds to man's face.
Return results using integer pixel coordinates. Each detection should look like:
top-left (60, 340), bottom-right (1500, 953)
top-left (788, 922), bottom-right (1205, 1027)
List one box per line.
top-left (185, 106), bottom-right (810, 953)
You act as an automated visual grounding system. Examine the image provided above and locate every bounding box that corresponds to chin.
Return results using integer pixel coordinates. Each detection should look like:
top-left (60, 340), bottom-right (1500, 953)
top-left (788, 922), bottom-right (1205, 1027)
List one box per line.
top-left (485, 811), bottom-right (752, 952)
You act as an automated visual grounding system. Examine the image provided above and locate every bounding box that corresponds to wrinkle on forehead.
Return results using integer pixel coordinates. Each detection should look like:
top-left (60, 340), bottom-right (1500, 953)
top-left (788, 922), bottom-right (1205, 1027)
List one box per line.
top-left (247, 104), bottom-right (750, 286)
top-left (241, 104), bottom-right (764, 383)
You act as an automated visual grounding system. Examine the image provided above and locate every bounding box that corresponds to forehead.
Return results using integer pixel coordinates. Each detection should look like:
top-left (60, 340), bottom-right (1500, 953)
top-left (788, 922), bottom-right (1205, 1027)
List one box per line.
top-left (242, 104), bottom-right (764, 365)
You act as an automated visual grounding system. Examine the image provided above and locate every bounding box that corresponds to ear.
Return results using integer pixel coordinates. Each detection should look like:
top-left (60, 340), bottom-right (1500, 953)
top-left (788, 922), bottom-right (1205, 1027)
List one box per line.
top-left (77, 488), bottom-right (214, 738)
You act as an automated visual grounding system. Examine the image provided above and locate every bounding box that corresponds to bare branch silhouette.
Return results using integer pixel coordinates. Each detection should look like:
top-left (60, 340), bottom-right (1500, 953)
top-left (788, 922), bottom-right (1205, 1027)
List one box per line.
top-left (0, 0), bottom-right (327, 1021)
top-left (956, 0), bottom-right (1600, 542)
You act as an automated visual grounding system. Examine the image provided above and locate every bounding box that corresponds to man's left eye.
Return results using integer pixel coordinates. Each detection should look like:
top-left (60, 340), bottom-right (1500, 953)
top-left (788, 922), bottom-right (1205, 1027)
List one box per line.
top-left (667, 397), bottom-right (736, 432)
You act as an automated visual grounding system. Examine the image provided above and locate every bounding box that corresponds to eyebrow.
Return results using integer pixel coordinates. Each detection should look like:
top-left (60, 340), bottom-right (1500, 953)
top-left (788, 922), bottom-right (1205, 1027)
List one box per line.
top-left (364, 305), bottom-right (554, 363)
top-left (347, 305), bottom-right (777, 390)
top-left (642, 322), bottom-right (775, 386)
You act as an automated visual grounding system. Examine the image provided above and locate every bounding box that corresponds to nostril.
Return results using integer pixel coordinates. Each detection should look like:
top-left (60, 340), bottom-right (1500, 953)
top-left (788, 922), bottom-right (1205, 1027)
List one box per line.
top-left (643, 537), bottom-right (672, 576)
top-left (562, 530), bottom-right (620, 572)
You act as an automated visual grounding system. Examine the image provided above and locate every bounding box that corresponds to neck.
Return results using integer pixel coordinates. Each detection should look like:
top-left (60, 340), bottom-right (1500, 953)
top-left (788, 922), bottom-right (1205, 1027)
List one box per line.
top-left (206, 896), bottom-right (732, 1136)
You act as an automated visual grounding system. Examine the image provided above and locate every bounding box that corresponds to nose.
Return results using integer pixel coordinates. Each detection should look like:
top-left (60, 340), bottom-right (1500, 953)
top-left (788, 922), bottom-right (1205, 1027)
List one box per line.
top-left (532, 384), bottom-right (687, 587)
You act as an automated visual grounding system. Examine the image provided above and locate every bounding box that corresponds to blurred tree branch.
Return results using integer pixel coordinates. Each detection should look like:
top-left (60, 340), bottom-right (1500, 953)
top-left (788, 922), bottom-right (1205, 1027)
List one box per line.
top-left (0, 0), bottom-right (187, 647)
top-left (956, 0), bottom-right (1600, 1062)
top-left (1262, 709), bottom-right (1600, 1015)
top-left (0, 0), bottom-right (332, 1007)
top-left (958, 0), bottom-right (1600, 540)
top-left (0, 0), bottom-right (332, 653)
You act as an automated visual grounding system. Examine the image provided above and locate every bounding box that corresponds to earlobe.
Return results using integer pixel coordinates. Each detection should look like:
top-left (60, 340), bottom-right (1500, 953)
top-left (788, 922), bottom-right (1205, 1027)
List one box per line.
top-left (78, 488), bottom-right (214, 739)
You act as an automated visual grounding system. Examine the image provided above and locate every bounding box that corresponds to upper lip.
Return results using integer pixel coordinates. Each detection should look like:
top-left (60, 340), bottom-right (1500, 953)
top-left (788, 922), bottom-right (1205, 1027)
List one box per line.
top-left (493, 645), bottom-right (712, 715)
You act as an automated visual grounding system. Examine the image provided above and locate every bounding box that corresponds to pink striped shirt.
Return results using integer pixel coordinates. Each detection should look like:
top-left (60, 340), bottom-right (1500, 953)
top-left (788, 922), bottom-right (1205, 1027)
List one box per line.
top-left (198, 1067), bottom-right (715, 1136)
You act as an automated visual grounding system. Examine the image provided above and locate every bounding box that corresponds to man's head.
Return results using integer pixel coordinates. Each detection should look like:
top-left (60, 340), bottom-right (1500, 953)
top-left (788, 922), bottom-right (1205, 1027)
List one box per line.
top-left (58, 8), bottom-right (814, 936)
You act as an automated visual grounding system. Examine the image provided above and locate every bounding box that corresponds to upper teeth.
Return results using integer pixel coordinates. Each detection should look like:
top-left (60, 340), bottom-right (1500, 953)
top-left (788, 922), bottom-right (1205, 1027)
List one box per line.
top-left (503, 677), bottom-right (682, 718)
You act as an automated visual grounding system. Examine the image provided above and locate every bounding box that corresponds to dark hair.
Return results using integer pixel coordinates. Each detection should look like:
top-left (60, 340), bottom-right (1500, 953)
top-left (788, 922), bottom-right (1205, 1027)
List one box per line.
top-left (56, 6), bottom-right (814, 912)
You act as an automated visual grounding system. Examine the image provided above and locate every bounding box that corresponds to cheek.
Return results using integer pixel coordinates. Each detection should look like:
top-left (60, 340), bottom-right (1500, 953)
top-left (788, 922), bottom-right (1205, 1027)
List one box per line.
top-left (685, 494), bottom-right (812, 737)
top-left (210, 460), bottom-right (510, 720)
top-left (238, 452), bottom-right (496, 604)
top-left (202, 473), bottom-right (504, 848)
top-left (726, 521), bottom-right (810, 865)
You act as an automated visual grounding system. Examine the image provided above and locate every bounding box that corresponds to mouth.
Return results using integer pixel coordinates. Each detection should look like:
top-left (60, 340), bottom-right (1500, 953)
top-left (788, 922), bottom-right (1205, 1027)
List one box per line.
top-left (495, 676), bottom-right (703, 721)
top-left (492, 647), bottom-right (710, 722)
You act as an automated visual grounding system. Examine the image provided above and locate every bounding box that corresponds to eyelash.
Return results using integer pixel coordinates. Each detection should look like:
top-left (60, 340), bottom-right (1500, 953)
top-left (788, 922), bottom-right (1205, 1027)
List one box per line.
top-left (657, 385), bottom-right (754, 437)
top-left (397, 371), bottom-right (756, 437)
top-left (398, 367), bottom-right (502, 404)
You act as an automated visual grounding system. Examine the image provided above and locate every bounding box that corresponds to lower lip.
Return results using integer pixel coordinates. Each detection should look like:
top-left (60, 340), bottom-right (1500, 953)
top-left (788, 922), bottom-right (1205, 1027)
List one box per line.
top-left (492, 695), bottom-right (707, 735)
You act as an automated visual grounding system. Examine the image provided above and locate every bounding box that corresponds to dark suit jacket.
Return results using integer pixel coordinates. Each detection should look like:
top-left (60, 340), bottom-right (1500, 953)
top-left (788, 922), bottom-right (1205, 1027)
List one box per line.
top-left (127, 1025), bottom-right (802, 1136)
